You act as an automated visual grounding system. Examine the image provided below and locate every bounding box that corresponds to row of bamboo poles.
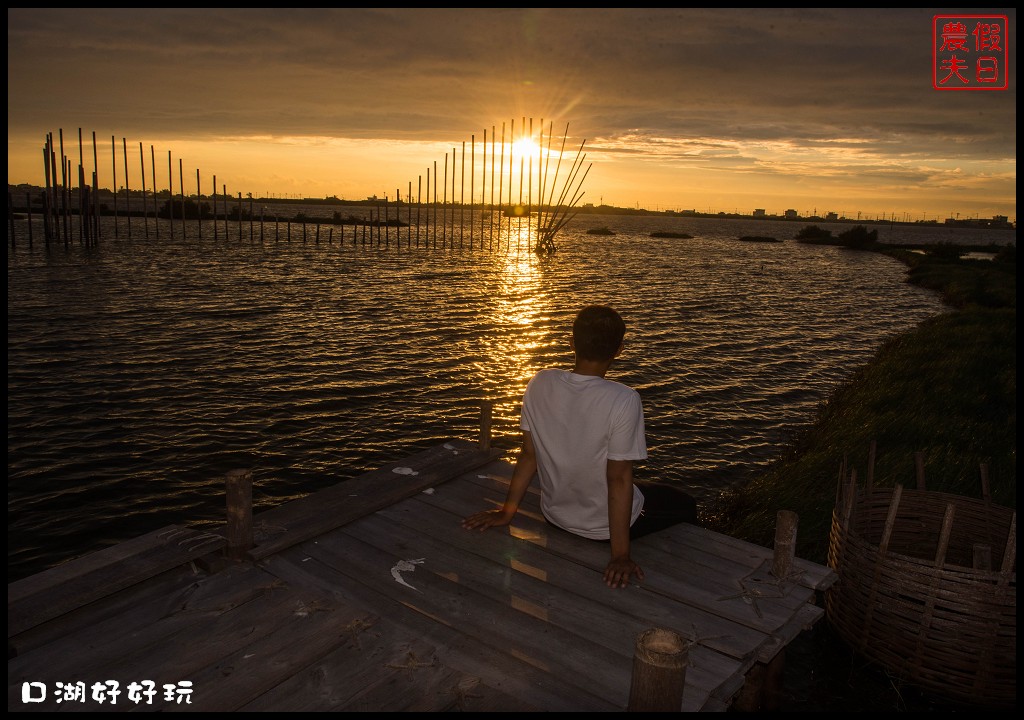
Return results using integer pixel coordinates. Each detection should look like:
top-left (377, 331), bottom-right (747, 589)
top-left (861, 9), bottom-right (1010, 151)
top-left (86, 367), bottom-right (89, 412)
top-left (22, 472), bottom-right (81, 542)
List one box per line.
top-left (8, 119), bottom-right (592, 255)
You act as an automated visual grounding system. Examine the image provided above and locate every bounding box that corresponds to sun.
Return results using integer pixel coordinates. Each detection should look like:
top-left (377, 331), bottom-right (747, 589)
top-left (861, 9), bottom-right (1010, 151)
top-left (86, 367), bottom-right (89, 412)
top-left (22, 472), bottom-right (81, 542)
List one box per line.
top-left (511, 137), bottom-right (541, 162)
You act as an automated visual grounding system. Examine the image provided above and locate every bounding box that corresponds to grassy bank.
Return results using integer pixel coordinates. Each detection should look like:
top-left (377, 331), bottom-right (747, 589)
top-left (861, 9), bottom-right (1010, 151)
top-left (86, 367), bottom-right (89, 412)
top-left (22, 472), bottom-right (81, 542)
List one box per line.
top-left (703, 241), bottom-right (1016, 564)
top-left (701, 239), bottom-right (1015, 711)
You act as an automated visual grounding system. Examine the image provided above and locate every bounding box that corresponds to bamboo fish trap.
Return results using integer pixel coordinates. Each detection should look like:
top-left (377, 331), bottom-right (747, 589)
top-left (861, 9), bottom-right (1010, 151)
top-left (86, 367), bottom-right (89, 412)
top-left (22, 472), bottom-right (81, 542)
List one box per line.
top-left (825, 448), bottom-right (1015, 708)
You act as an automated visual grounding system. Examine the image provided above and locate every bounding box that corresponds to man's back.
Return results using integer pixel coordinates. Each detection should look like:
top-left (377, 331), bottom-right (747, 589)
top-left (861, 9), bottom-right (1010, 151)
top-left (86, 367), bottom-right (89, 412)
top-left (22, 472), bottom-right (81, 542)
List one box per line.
top-left (521, 368), bottom-right (646, 539)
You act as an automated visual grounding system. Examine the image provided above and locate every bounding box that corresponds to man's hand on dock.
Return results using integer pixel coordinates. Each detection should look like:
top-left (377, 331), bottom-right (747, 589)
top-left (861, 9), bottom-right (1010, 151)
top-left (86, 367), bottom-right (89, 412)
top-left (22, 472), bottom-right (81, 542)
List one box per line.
top-left (604, 555), bottom-right (644, 589)
top-left (462, 508), bottom-right (514, 531)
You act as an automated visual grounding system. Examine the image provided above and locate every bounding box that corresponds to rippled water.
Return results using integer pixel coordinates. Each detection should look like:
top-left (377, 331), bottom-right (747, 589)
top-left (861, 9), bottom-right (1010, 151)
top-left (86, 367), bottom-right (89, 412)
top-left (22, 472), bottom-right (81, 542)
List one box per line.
top-left (10, 212), bottom-right (1008, 581)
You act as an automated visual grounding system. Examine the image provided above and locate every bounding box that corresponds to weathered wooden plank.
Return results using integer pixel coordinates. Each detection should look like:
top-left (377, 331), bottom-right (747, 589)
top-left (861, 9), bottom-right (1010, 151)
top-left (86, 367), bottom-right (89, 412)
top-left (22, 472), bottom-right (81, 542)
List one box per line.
top-left (340, 506), bottom-right (737, 709)
top-left (463, 468), bottom-right (835, 591)
top-left (8, 525), bottom-right (225, 638)
top-left (420, 472), bottom-right (809, 632)
top-left (336, 662), bottom-right (537, 712)
top-left (300, 529), bottom-right (638, 709)
top-left (450, 468), bottom-right (830, 616)
top-left (258, 552), bottom-right (616, 711)
top-left (246, 440), bottom-right (502, 560)
top-left (375, 494), bottom-right (770, 665)
top-left (649, 523), bottom-right (839, 591)
top-left (8, 563), bottom-right (202, 658)
top-left (752, 603), bottom-right (825, 664)
top-left (8, 563), bottom-right (292, 702)
top-left (7, 446), bottom-right (834, 714)
top-left (163, 600), bottom-right (382, 711)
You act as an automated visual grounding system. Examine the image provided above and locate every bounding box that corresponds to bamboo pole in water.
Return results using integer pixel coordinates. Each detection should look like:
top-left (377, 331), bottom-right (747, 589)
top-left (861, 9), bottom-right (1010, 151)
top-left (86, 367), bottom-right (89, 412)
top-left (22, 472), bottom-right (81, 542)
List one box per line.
top-left (459, 141), bottom-right (465, 249)
top-left (76, 131), bottom-right (85, 245)
top-left (516, 125), bottom-right (525, 255)
top-left (196, 168), bottom-right (202, 238)
top-left (489, 125), bottom-right (496, 251)
top-left (151, 146), bottom-right (159, 241)
top-left (110, 136), bottom-right (118, 238)
top-left (480, 129), bottom-right (486, 252)
top-left (92, 132), bottom-right (102, 244)
top-left (505, 119), bottom-right (514, 251)
top-left (451, 147), bottom-right (456, 249)
top-left (59, 130), bottom-right (69, 246)
top-left (123, 138), bottom-right (132, 238)
top-left (66, 158), bottom-right (73, 245)
top-left (212, 175), bottom-right (218, 241)
top-left (76, 162), bottom-right (87, 246)
top-left (179, 159), bottom-right (186, 240)
top-left (41, 142), bottom-right (50, 244)
top-left (416, 176), bottom-right (422, 248)
top-left (139, 142), bottom-right (149, 239)
top-left (442, 153), bottom-right (448, 248)
top-left (48, 142), bottom-right (56, 245)
top-left (493, 125), bottom-right (501, 255)
top-left (167, 151), bottom-right (174, 240)
top-left (469, 135), bottom-right (475, 250)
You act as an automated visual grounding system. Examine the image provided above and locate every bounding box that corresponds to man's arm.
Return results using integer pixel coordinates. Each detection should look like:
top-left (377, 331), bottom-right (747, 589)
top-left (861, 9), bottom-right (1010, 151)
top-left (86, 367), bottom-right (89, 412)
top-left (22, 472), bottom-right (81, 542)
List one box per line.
top-left (462, 430), bottom-right (538, 531)
top-left (604, 458), bottom-right (644, 588)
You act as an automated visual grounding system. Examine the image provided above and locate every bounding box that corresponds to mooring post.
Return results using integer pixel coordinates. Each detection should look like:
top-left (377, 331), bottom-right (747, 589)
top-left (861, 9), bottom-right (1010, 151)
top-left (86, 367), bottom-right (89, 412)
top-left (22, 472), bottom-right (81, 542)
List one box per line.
top-left (627, 627), bottom-right (688, 712)
top-left (225, 469), bottom-right (254, 560)
top-left (479, 400), bottom-right (493, 450)
top-left (772, 510), bottom-right (798, 580)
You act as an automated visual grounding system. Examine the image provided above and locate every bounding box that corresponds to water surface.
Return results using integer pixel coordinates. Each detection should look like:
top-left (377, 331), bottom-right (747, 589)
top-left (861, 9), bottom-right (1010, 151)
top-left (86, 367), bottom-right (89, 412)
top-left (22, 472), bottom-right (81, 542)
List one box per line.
top-left (10, 212), bottom-right (1006, 581)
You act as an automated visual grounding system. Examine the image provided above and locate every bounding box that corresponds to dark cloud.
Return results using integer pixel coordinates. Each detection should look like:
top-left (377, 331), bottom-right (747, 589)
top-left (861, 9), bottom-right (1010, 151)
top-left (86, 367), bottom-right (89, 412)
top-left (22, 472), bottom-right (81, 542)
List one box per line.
top-left (7, 8), bottom-right (1015, 217)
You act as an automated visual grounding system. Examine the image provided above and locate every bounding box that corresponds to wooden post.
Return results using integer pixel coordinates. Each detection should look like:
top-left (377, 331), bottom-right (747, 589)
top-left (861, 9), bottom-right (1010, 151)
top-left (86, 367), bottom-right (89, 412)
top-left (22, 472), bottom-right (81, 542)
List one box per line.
top-left (772, 510), bottom-right (798, 580)
top-left (225, 469), bottom-right (254, 560)
top-left (628, 628), bottom-right (687, 711)
top-left (734, 648), bottom-right (787, 712)
top-left (732, 661), bottom-right (764, 711)
top-left (762, 648), bottom-right (786, 710)
top-left (479, 400), bottom-right (493, 450)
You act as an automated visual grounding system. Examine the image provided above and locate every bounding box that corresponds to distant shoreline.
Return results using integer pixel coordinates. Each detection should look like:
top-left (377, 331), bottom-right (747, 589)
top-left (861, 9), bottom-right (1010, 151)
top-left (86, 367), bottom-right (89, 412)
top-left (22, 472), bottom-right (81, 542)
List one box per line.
top-left (7, 183), bottom-right (1014, 230)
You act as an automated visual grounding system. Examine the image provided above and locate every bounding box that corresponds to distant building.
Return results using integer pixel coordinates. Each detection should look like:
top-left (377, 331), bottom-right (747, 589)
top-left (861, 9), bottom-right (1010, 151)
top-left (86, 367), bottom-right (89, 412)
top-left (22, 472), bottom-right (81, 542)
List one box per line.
top-left (753, 208), bottom-right (766, 218)
top-left (826, 212), bottom-right (838, 221)
top-left (944, 215), bottom-right (1013, 229)
top-left (784, 209), bottom-right (798, 219)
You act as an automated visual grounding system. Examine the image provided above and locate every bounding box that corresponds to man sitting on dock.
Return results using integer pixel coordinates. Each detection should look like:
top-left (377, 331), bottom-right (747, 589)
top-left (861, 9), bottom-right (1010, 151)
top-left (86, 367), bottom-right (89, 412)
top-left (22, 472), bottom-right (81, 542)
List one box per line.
top-left (462, 304), bottom-right (696, 589)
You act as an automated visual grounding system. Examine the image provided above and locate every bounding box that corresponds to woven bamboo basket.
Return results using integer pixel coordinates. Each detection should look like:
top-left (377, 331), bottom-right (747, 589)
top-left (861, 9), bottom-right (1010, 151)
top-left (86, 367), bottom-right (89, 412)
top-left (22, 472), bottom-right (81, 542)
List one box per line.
top-left (825, 460), bottom-right (1016, 709)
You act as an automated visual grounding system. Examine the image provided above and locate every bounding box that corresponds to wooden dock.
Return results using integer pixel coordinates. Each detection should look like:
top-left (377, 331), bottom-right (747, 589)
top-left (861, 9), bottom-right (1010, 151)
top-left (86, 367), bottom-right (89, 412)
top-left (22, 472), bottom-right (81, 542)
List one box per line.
top-left (8, 439), bottom-right (837, 712)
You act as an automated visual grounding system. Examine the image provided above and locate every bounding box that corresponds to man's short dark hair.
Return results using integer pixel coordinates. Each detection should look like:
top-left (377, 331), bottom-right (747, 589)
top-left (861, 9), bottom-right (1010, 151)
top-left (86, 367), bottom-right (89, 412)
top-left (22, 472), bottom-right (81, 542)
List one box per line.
top-left (572, 305), bottom-right (626, 361)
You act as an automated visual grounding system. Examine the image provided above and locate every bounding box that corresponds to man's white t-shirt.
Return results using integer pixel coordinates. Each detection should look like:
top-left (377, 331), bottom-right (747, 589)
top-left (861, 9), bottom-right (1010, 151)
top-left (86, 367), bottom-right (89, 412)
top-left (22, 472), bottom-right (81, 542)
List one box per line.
top-left (520, 368), bottom-right (647, 539)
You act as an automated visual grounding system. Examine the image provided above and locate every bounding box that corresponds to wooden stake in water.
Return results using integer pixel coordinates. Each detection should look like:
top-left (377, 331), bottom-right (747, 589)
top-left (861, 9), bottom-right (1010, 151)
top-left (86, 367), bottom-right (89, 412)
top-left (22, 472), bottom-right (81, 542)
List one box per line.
top-left (179, 158), bottom-right (186, 240)
top-left (196, 168), bottom-right (202, 239)
top-left (167, 151), bottom-right (174, 240)
top-left (110, 136), bottom-right (119, 239)
top-left (123, 138), bottom-right (132, 238)
top-left (151, 146), bottom-right (159, 241)
top-left (92, 132), bottom-right (102, 243)
top-left (139, 142), bottom-right (149, 239)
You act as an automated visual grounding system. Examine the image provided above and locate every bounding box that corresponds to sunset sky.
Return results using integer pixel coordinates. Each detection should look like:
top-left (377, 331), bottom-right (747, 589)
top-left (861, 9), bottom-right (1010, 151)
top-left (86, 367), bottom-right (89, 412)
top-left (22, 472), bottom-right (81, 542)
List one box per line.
top-left (6, 8), bottom-right (1017, 221)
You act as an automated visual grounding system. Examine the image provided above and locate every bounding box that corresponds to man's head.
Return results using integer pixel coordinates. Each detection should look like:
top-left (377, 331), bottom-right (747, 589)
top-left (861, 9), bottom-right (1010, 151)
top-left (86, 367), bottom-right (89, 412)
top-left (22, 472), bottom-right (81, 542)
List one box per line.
top-left (572, 305), bottom-right (626, 362)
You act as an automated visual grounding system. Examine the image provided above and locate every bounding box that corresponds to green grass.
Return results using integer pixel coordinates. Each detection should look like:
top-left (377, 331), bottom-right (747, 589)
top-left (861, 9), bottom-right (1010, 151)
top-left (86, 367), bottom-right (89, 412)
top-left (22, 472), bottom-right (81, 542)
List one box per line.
top-left (702, 244), bottom-right (1016, 566)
